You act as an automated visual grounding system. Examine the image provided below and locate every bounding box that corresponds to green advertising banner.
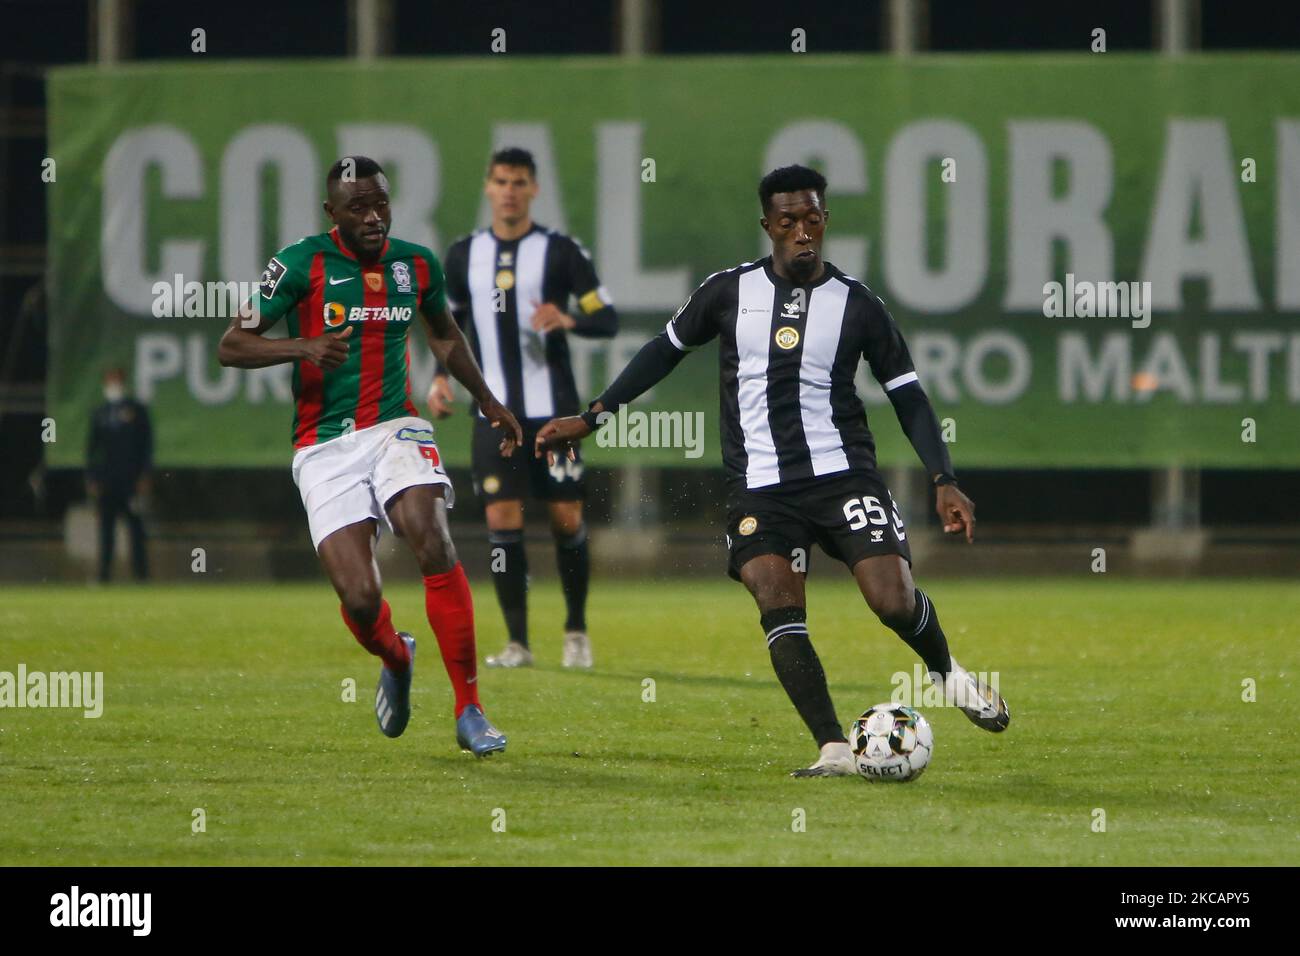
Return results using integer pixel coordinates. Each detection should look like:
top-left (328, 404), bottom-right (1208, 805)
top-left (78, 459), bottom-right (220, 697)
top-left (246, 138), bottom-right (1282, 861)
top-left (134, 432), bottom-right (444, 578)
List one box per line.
top-left (46, 55), bottom-right (1300, 469)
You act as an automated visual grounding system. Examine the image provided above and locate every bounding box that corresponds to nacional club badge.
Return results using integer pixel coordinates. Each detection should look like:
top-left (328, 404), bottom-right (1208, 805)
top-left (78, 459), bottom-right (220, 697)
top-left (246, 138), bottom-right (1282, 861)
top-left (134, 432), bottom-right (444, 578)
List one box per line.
top-left (323, 302), bottom-right (346, 327)
top-left (483, 475), bottom-right (501, 495)
top-left (495, 269), bottom-right (515, 291)
top-left (365, 272), bottom-right (384, 292)
top-left (775, 326), bottom-right (800, 350)
top-left (738, 516), bottom-right (758, 536)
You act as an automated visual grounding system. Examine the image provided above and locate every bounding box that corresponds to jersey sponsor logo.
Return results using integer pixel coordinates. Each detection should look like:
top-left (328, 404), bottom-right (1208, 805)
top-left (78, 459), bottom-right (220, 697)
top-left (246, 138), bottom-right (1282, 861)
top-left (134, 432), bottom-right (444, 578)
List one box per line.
top-left (775, 326), bottom-right (800, 350)
top-left (364, 272), bottom-right (384, 292)
top-left (394, 426), bottom-right (435, 442)
top-left (323, 301), bottom-right (347, 327)
top-left (738, 516), bottom-right (758, 536)
top-left (260, 257), bottom-right (287, 299)
top-left (347, 306), bottom-right (413, 322)
top-left (495, 269), bottom-right (515, 291)
top-left (392, 261), bottom-right (412, 294)
top-left (328, 275), bottom-right (355, 286)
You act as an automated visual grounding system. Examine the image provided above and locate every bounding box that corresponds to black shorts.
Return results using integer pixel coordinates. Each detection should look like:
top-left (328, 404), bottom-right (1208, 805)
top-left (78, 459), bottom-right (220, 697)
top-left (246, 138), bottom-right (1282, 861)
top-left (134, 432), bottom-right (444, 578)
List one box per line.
top-left (472, 416), bottom-right (586, 504)
top-left (725, 469), bottom-right (912, 582)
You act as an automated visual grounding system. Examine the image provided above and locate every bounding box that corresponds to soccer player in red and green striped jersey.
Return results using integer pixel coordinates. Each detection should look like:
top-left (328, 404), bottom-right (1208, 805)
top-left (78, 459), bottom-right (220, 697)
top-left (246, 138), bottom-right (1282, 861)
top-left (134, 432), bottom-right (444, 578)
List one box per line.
top-left (218, 156), bottom-right (522, 757)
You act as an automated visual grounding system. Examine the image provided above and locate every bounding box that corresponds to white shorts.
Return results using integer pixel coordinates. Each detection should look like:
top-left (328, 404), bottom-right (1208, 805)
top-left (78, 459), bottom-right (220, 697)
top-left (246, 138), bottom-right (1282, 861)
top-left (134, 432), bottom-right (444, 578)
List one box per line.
top-left (291, 416), bottom-right (454, 550)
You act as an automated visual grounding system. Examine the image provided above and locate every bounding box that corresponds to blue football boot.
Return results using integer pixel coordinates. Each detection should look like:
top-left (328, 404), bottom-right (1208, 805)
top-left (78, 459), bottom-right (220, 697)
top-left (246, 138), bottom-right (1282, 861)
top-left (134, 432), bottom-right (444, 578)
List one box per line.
top-left (456, 704), bottom-right (507, 757)
top-left (375, 633), bottom-right (415, 738)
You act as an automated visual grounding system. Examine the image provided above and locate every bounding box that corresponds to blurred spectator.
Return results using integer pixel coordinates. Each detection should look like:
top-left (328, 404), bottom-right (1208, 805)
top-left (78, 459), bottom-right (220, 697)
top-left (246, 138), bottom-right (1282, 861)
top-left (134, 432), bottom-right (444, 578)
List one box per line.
top-left (86, 368), bottom-right (152, 582)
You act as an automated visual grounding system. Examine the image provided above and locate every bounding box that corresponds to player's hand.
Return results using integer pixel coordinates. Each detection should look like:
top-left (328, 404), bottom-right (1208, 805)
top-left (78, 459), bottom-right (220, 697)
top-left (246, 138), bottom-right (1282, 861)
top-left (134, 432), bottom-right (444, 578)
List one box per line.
top-left (937, 484), bottom-right (976, 543)
top-left (480, 397), bottom-right (523, 457)
top-left (529, 300), bottom-right (575, 334)
top-left (426, 374), bottom-right (454, 419)
top-left (534, 415), bottom-right (591, 466)
top-left (301, 326), bottom-right (352, 370)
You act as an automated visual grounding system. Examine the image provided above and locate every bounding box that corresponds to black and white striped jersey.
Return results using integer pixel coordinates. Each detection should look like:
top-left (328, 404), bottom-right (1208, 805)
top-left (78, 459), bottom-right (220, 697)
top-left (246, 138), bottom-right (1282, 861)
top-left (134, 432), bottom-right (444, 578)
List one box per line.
top-left (442, 224), bottom-right (616, 420)
top-left (666, 257), bottom-right (918, 490)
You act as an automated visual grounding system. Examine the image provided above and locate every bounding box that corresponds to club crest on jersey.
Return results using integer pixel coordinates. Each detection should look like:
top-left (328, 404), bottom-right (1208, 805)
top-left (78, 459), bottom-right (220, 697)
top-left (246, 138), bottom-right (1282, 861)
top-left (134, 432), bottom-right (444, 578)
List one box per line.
top-left (775, 326), bottom-right (800, 350)
top-left (364, 272), bottom-right (384, 292)
top-left (495, 270), bottom-right (515, 291)
top-left (391, 261), bottom-right (412, 294)
top-left (738, 516), bottom-right (758, 536)
top-left (482, 475), bottom-right (501, 495)
top-left (323, 302), bottom-right (347, 328)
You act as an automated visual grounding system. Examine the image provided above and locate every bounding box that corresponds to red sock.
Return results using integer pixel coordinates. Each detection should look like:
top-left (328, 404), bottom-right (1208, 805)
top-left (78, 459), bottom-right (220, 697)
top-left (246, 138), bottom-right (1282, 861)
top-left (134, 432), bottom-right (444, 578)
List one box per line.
top-left (424, 563), bottom-right (480, 717)
top-left (340, 599), bottom-right (411, 672)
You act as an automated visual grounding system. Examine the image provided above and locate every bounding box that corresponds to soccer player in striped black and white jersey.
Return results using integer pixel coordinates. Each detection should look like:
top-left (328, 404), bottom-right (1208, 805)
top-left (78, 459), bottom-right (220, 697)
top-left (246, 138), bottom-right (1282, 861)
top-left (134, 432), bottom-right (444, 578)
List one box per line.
top-left (427, 148), bottom-right (618, 671)
top-left (537, 165), bottom-right (1009, 776)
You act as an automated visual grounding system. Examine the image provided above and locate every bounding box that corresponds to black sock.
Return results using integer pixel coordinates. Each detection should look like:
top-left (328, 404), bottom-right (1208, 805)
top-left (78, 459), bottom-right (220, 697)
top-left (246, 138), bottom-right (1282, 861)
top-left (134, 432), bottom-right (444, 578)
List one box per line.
top-left (892, 588), bottom-right (953, 678)
top-left (554, 523), bottom-right (589, 632)
top-left (762, 607), bottom-right (844, 746)
top-left (488, 529), bottom-right (529, 648)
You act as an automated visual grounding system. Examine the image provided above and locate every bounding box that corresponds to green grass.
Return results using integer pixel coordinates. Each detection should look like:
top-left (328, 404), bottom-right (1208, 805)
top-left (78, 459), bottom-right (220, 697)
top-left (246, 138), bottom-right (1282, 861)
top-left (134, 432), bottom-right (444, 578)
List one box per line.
top-left (1, 578), bottom-right (1297, 865)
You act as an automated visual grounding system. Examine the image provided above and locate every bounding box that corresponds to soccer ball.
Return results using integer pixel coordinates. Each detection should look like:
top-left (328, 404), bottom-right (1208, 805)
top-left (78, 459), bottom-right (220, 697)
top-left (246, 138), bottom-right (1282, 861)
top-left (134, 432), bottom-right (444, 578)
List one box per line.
top-left (849, 703), bottom-right (933, 782)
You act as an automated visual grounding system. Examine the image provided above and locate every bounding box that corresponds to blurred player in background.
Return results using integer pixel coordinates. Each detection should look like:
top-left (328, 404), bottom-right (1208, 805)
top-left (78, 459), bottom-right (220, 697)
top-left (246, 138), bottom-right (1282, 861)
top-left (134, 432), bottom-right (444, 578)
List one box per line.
top-left (86, 366), bottom-right (152, 583)
top-left (218, 156), bottom-right (521, 757)
top-left (538, 165), bottom-right (1009, 776)
top-left (428, 147), bottom-right (618, 669)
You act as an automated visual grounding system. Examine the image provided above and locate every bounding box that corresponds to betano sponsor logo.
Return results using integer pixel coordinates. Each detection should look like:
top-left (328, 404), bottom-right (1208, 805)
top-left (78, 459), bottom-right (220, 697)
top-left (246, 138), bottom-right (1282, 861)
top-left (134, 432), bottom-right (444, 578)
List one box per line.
top-left (322, 303), bottom-right (413, 324)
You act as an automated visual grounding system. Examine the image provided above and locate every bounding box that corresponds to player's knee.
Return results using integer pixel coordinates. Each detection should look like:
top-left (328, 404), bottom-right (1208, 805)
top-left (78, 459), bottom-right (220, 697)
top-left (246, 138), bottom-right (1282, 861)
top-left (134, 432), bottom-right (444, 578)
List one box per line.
top-left (867, 584), bottom-right (915, 631)
top-left (551, 515), bottom-right (585, 541)
top-left (342, 582), bottom-right (382, 626)
top-left (414, 528), bottom-right (457, 576)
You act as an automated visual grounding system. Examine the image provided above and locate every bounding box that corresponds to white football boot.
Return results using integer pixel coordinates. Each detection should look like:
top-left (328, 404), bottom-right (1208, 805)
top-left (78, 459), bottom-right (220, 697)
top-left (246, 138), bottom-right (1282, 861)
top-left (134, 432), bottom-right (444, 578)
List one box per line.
top-left (790, 741), bottom-right (857, 778)
top-left (485, 641), bottom-right (534, 668)
top-left (930, 657), bottom-right (1010, 732)
top-left (562, 631), bottom-right (593, 669)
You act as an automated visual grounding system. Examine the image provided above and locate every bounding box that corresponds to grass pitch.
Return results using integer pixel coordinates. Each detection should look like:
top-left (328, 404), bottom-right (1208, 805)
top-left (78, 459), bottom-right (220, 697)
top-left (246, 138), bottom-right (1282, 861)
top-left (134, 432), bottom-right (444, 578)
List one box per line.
top-left (0, 577), bottom-right (1296, 866)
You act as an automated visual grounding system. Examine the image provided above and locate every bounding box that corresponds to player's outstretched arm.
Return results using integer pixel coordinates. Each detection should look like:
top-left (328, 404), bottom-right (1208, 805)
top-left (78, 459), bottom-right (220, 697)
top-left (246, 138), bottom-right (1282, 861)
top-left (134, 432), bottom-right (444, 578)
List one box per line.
top-left (535, 330), bottom-right (687, 463)
top-left (217, 308), bottom-right (352, 370)
top-left (421, 303), bottom-right (522, 455)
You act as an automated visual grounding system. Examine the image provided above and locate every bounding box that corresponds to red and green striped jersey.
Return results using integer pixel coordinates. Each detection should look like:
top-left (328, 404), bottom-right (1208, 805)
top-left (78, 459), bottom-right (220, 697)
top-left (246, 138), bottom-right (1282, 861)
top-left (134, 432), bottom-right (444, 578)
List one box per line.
top-left (257, 228), bottom-right (447, 448)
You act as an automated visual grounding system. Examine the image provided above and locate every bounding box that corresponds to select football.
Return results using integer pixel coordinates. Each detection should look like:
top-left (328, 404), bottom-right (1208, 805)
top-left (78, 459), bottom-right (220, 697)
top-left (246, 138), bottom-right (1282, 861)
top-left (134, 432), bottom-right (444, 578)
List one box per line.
top-left (849, 703), bottom-right (933, 783)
